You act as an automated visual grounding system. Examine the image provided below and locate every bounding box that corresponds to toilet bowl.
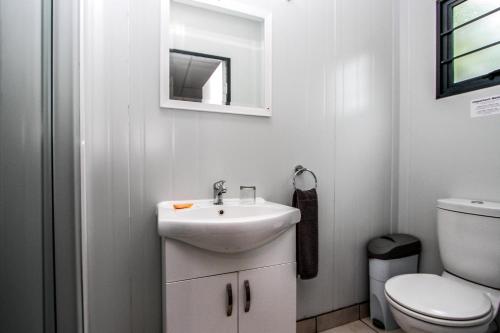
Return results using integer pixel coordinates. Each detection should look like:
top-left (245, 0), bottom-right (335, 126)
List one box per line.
top-left (384, 198), bottom-right (500, 333)
top-left (385, 273), bottom-right (498, 333)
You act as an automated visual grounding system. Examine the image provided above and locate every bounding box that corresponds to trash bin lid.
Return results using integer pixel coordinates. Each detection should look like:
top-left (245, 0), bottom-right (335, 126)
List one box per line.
top-left (367, 233), bottom-right (421, 260)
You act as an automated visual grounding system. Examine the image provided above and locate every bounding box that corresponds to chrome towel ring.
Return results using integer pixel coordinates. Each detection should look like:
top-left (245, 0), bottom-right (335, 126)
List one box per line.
top-left (293, 165), bottom-right (318, 190)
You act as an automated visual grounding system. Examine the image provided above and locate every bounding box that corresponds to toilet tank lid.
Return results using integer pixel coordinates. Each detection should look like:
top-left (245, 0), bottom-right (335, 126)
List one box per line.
top-left (437, 198), bottom-right (500, 218)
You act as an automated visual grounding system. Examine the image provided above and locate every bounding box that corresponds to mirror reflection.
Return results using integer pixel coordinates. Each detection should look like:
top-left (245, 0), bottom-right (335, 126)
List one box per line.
top-left (169, 0), bottom-right (265, 110)
top-left (170, 50), bottom-right (231, 105)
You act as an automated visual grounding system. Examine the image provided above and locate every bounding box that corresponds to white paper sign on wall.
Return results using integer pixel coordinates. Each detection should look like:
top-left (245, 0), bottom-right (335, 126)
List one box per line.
top-left (470, 94), bottom-right (500, 118)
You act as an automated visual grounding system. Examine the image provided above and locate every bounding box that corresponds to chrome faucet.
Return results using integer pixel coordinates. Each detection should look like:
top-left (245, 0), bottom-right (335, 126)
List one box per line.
top-left (213, 180), bottom-right (227, 205)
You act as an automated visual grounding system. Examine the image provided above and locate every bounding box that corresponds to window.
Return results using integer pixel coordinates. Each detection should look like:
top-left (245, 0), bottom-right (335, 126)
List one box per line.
top-left (169, 49), bottom-right (231, 105)
top-left (437, 0), bottom-right (500, 98)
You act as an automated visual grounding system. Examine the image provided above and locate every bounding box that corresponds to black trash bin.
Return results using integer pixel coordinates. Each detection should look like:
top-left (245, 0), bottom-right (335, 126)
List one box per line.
top-left (367, 234), bottom-right (421, 330)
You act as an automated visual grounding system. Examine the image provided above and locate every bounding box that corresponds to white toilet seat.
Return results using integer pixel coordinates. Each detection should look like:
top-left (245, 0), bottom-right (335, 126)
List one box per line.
top-left (385, 274), bottom-right (494, 328)
top-left (385, 291), bottom-right (493, 327)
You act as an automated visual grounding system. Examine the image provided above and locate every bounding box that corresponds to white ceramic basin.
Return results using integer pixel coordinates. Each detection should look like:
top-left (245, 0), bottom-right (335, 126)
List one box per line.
top-left (157, 198), bottom-right (301, 253)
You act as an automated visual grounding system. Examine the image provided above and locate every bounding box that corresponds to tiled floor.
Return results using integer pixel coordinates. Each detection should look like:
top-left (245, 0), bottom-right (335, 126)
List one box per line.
top-left (321, 318), bottom-right (404, 333)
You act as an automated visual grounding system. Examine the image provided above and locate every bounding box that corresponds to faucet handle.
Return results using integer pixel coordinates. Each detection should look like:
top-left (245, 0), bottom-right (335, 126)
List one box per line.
top-left (213, 180), bottom-right (227, 191)
top-left (213, 180), bottom-right (227, 205)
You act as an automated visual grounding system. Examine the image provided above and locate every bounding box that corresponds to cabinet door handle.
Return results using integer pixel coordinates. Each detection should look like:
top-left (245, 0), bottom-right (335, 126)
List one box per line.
top-left (226, 283), bottom-right (233, 317)
top-left (244, 280), bottom-right (251, 313)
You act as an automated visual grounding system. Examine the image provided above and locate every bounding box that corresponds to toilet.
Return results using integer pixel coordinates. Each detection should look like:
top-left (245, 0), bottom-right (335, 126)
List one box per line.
top-left (384, 198), bottom-right (500, 333)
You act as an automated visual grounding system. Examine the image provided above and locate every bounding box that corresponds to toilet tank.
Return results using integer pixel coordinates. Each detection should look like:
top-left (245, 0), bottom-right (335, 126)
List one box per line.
top-left (437, 199), bottom-right (500, 289)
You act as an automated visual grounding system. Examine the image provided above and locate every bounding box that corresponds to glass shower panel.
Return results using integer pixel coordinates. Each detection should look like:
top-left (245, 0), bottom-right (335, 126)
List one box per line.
top-left (0, 0), bottom-right (54, 332)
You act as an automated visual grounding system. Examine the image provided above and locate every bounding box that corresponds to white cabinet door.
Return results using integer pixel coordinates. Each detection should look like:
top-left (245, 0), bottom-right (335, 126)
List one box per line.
top-left (238, 263), bottom-right (296, 333)
top-left (165, 273), bottom-right (238, 333)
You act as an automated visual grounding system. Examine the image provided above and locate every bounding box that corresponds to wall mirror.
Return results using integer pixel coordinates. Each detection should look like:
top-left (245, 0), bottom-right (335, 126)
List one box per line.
top-left (161, 0), bottom-right (272, 117)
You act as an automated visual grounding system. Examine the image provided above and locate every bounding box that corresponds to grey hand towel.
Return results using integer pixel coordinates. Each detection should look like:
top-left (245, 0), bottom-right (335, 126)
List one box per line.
top-left (293, 188), bottom-right (318, 279)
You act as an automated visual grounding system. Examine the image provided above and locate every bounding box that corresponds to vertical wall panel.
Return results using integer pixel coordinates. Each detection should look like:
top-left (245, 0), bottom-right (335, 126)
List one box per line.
top-left (296, 0), bottom-right (336, 317)
top-left (129, 0), bottom-right (164, 331)
top-left (333, 0), bottom-right (396, 308)
top-left (82, 0), bottom-right (132, 331)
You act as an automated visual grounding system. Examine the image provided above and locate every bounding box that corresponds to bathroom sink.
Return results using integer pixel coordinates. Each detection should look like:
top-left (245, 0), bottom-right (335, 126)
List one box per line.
top-left (157, 198), bottom-right (301, 253)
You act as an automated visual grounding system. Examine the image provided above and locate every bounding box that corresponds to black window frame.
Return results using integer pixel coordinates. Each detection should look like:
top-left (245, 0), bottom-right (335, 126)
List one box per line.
top-left (169, 49), bottom-right (232, 105)
top-left (436, 0), bottom-right (500, 99)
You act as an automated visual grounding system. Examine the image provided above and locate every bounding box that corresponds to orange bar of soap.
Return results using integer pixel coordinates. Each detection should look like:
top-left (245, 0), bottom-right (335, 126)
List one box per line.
top-left (173, 203), bottom-right (193, 210)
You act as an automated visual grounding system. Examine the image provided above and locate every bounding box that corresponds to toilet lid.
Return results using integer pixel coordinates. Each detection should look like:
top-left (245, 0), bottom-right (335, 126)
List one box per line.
top-left (385, 274), bottom-right (492, 321)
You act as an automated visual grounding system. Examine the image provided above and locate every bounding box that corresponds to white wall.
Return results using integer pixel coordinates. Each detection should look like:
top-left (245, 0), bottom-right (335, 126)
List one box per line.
top-left (398, 0), bottom-right (500, 274)
top-left (81, 0), bottom-right (397, 331)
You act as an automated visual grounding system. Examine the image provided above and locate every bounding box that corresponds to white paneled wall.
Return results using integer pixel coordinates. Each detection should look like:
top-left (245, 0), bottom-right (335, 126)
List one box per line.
top-left (398, 0), bottom-right (500, 275)
top-left (81, 0), bottom-right (397, 331)
top-left (332, 0), bottom-right (396, 309)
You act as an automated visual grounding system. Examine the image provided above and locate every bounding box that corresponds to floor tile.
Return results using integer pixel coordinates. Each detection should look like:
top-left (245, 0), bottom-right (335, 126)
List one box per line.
top-left (361, 317), bottom-right (404, 333)
top-left (297, 317), bottom-right (316, 333)
top-left (321, 320), bottom-right (376, 333)
top-left (317, 305), bottom-right (360, 331)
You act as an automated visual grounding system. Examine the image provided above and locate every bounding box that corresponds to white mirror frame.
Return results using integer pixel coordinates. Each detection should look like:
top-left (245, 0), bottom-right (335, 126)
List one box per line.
top-left (160, 0), bottom-right (272, 117)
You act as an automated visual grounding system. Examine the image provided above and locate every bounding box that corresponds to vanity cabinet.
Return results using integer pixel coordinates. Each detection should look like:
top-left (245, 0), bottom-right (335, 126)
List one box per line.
top-left (238, 264), bottom-right (296, 333)
top-left (165, 273), bottom-right (238, 333)
top-left (165, 263), bottom-right (296, 333)
top-left (162, 227), bottom-right (297, 333)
